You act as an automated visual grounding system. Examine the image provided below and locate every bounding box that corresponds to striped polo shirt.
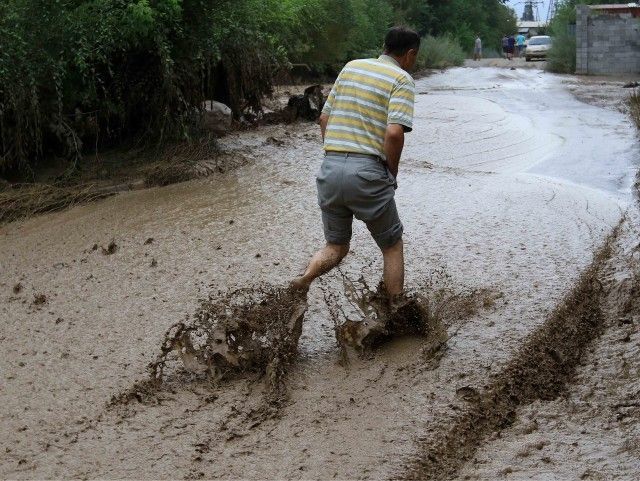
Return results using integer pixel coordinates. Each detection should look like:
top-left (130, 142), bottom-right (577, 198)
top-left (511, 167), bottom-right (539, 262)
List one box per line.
top-left (322, 55), bottom-right (415, 158)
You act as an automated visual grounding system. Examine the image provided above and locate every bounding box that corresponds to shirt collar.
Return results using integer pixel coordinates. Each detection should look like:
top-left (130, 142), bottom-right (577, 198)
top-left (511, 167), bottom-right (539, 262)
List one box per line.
top-left (378, 54), bottom-right (401, 67)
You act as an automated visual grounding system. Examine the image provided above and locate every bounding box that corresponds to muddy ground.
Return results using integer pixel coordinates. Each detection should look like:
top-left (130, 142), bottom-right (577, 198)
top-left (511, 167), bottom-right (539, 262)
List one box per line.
top-left (455, 210), bottom-right (640, 481)
top-left (1, 65), bottom-right (639, 479)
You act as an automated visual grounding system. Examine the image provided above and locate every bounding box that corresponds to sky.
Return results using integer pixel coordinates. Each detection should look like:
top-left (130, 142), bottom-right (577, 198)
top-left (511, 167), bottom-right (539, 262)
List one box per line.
top-left (510, 0), bottom-right (553, 22)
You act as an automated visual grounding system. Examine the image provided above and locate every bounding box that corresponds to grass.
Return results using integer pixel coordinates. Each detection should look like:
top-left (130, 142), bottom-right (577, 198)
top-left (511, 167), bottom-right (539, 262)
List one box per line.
top-left (417, 35), bottom-right (466, 70)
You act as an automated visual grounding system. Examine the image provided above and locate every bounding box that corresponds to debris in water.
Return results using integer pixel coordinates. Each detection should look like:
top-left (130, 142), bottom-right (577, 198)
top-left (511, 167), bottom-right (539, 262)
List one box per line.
top-left (144, 237), bottom-right (154, 245)
top-left (265, 136), bottom-right (285, 147)
top-left (150, 285), bottom-right (308, 395)
top-left (150, 258), bottom-right (158, 268)
top-left (33, 293), bottom-right (47, 306)
top-left (101, 240), bottom-right (118, 255)
top-left (13, 283), bottom-right (22, 294)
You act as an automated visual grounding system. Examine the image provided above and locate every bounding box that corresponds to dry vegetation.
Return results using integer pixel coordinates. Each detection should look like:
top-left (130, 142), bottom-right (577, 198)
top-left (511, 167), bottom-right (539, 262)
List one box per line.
top-left (0, 183), bottom-right (114, 225)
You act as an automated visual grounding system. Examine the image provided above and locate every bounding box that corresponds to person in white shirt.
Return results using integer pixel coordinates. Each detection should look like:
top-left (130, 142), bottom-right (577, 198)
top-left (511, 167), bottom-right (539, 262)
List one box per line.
top-left (474, 35), bottom-right (482, 60)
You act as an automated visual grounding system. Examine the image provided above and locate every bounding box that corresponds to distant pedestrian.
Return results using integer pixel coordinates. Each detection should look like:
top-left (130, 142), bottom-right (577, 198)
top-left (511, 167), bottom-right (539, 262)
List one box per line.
top-left (502, 34), bottom-right (509, 58)
top-left (474, 35), bottom-right (482, 61)
top-left (507, 34), bottom-right (516, 60)
top-left (516, 33), bottom-right (526, 57)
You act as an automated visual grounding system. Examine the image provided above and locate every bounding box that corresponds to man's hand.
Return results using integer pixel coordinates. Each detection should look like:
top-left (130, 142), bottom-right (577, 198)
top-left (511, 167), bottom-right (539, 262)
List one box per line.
top-left (319, 113), bottom-right (329, 141)
top-left (383, 124), bottom-right (405, 178)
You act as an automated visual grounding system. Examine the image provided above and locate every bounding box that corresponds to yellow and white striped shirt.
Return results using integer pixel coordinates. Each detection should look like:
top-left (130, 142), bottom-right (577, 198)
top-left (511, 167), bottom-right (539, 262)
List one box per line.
top-left (322, 55), bottom-right (415, 158)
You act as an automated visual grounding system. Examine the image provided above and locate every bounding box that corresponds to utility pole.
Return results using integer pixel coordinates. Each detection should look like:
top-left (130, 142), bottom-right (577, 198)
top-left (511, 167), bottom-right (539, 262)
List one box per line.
top-left (520, 1), bottom-right (542, 22)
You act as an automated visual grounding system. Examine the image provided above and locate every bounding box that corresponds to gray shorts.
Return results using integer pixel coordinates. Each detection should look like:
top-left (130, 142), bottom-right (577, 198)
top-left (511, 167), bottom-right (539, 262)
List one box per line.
top-left (316, 153), bottom-right (403, 250)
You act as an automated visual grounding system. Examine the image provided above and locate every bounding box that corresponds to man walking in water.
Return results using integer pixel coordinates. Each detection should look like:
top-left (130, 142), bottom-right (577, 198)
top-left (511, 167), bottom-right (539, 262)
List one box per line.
top-left (291, 27), bottom-right (419, 300)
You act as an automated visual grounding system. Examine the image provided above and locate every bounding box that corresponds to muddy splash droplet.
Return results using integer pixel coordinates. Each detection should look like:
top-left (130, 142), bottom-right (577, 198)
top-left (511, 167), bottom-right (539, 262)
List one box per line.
top-left (101, 240), bottom-right (118, 255)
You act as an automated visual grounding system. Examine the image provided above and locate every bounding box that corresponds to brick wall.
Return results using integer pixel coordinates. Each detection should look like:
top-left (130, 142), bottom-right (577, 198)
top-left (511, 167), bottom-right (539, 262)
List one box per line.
top-left (576, 5), bottom-right (640, 75)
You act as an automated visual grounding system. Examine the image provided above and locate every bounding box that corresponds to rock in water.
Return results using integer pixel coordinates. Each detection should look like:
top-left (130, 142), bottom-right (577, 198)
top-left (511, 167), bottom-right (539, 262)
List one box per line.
top-left (202, 100), bottom-right (232, 134)
top-left (153, 286), bottom-right (308, 381)
top-left (286, 84), bottom-right (325, 121)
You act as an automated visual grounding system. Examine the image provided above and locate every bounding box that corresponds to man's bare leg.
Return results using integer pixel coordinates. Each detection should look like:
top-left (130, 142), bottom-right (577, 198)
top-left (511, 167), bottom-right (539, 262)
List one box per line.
top-left (382, 239), bottom-right (404, 297)
top-left (291, 243), bottom-right (350, 292)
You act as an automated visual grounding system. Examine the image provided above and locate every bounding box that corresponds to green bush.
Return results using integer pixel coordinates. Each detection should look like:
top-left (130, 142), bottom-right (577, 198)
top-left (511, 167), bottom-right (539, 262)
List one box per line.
top-left (416, 35), bottom-right (466, 70)
top-left (546, 30), bottom-right (576, 73)
top-left (0, 0), bottom-right (344, 174)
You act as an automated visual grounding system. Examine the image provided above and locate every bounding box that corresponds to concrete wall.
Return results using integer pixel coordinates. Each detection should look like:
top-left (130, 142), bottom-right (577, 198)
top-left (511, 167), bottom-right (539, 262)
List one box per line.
top-left (576, 5), bottom-right (640, 75)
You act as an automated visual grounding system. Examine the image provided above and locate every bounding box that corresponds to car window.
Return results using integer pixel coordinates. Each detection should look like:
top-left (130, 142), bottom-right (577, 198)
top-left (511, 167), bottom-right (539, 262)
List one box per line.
top-left (529, 37), bottom-right (551, 46)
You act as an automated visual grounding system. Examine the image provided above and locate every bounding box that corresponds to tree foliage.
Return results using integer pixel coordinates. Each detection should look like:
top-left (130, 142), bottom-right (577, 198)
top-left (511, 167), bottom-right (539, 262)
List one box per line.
top-left (0, 0), bottom-right (517, 174)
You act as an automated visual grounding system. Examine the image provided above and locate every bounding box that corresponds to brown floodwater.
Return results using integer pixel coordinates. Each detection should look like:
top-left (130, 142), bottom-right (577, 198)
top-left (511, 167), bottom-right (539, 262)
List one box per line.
top-left (0, 67), bottom-right (637, 479)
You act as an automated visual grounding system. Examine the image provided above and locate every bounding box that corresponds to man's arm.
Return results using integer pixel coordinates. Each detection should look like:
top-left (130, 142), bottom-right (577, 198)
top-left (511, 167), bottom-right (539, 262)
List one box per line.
top-left (386, 75), bottom-right (415, 180)
top-left (320, 72), bottom-right (341, 141)
top-left (383, 124), bottom-right (405, 178)
top-left (319, 113), bottom-right (329, 141)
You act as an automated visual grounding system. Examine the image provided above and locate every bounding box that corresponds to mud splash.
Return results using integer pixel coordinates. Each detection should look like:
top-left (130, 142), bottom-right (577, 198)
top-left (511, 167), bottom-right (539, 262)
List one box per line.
top-left (152, 285), bottom-right (307, 394)
top-left (404, 223), bottom-right (621, 480)
top-left (325, 270), bottom-right (501, 363)
top-left (111, 273), bottom-right (498, 411)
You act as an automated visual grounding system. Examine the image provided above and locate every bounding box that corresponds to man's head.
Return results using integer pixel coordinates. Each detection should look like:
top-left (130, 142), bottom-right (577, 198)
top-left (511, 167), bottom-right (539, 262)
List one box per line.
top-left (383, 26), bottom-right (420, 72)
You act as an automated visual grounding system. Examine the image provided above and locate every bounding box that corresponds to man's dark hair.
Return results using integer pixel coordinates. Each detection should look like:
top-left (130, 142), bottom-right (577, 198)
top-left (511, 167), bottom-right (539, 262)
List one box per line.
top-left (384, 26), bottom-right (420, 56)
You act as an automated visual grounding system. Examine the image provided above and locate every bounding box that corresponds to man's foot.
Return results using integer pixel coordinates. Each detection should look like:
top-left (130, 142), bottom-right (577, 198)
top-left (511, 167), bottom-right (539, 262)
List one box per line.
top-left (388, 291), bottom-right (409, 308)
top-left (387, 294), bottom-right (429, 336)
top-left (289, 276), bottom-right (311, 294)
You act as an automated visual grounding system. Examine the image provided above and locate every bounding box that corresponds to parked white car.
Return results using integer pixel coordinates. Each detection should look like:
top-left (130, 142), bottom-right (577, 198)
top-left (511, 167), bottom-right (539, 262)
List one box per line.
top-left (525, 35), bottom-right (552, 61)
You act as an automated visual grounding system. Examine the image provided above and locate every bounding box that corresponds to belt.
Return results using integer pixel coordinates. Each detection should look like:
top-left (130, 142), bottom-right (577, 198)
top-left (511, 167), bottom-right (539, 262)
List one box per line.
top-left (325, 151), bottom-right (385, 164)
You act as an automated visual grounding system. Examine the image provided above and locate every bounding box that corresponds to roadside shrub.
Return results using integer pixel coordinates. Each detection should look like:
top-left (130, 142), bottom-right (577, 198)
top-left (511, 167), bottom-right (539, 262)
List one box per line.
top-left (416, 35), bottom-right (466, 70)
top-left (546, 30), bottom-right (576, 73)
top-left (0, 0), bottom-right (291, 176)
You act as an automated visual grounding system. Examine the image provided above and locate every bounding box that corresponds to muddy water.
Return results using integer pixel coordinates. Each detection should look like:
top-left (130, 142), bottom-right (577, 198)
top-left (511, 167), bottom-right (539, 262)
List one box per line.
top-left (1, 67), bottom-right (637, 479)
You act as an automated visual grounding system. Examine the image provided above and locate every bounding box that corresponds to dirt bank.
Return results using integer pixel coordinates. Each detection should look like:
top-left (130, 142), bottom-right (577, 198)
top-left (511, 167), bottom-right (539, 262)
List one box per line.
top-left (562, 75), bottom-right (639, 115)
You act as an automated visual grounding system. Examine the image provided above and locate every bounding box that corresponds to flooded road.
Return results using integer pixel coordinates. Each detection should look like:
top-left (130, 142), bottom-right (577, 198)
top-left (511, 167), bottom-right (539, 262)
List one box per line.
top-left (1, 67), bottom-right (638, 479)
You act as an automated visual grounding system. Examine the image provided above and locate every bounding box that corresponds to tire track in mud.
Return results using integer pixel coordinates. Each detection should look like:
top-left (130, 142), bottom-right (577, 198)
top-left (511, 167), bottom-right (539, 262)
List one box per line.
top-left (403, 221), bottom-right (623, 481)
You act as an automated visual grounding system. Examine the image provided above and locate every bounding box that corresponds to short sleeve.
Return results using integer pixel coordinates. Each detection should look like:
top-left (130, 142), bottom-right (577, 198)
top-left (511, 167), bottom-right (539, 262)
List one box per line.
top-left (322, 71), bottom-right (342, 116)
top-left (388, 76), bottom-right (415, 132)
